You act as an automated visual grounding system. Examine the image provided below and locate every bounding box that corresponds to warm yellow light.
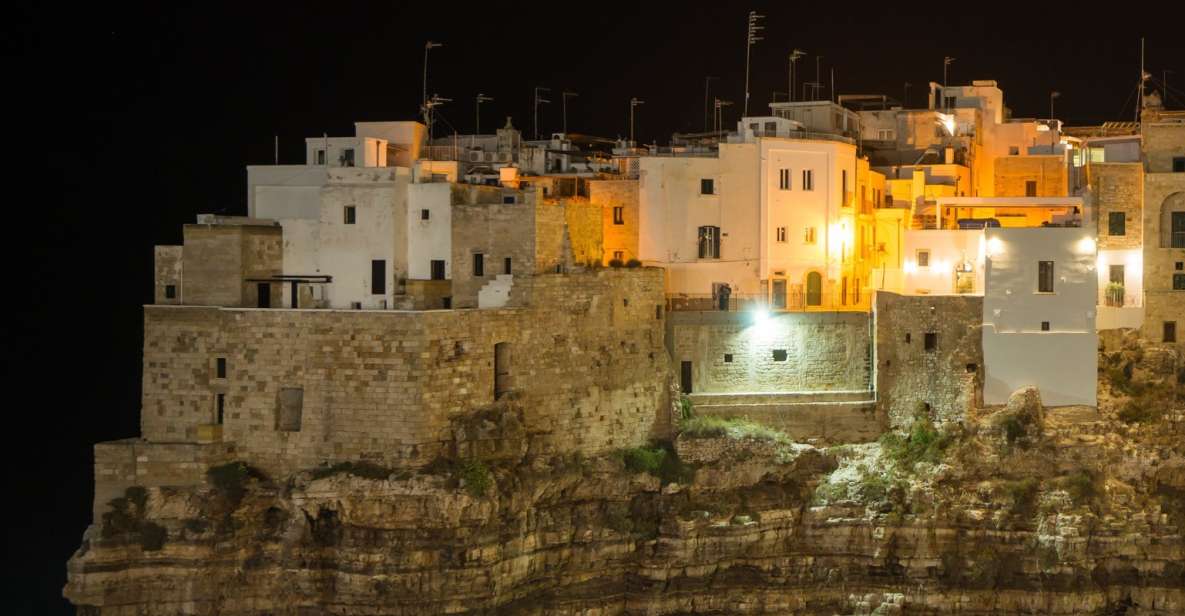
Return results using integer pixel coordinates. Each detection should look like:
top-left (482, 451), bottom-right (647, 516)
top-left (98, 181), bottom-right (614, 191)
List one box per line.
top-left (986, 237), bottom-right (1004, 258)
top-left (904, 259), bottom-right (918, 274)
top-left (1077, 236), bottom-right (1097, 255)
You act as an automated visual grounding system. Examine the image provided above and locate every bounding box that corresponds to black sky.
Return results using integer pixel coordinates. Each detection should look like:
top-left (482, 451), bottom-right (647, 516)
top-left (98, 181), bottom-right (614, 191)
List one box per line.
top-left (6, 2), bottom-right (1183, 611)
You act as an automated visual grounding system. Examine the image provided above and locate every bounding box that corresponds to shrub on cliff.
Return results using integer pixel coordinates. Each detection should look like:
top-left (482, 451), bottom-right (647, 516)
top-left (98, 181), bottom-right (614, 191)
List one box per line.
top-left (680, 415), bottom-right (789, 444)
top-left (309, 461), bottom-right (394, 481)
top-left (618, 442), bottom-right (694, 485)
top-left (878, 413), bottom-right (952, 472)
top-left (101, 487), bottom-right (167, 551)
top-left (206, 461), bottom-right (266, 507)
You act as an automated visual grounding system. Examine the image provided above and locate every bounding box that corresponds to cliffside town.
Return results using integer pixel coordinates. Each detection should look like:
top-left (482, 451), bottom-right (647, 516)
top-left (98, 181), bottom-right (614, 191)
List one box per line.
top-left (65, 79), bottom-right (1184, 614)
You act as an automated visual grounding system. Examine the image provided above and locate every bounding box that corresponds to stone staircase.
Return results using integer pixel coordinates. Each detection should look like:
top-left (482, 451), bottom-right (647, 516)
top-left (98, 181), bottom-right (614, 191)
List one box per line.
top-left (478, 274), bottom-right (514, 308)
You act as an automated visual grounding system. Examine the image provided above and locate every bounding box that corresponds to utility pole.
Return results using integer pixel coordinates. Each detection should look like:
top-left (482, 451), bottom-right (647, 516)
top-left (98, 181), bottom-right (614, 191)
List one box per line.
top-left (943, 56), bottom-right (955, 110)
top-left (744, 10), bottom-right (764, 116)
top-left (422, 41), bottom-right (443, 125)
top-left (475, 93), bottom-right (493, 147)
top-left (1049, 91), bottom-right (1060, 121)
top-left (704, 76), bottom-right (717, 133)
top-left (630, 97), bottom-right (645, 145)
top-left (562, 91), bottom-right (578, 135)
top-left (273, 135), bottom-right (278, 165)
top-left (789, 49), bottom-right (805, 103)
top-left (831, 67), bottom-right (836, 103)
top-left (533, 86), bottom-right (551, 140)
top-left (1137, 37), bottom-right (1146, 124)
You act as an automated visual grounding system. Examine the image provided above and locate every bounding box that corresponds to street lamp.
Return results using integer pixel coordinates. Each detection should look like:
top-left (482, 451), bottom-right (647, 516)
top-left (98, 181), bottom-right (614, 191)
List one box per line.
top-left (533, 86), bottom-right (551, 140)
top-left (422, 41), bottom-right (443, 124)
top-left (789, 49), bottom-right (806, 102)
top-left (630, 97), bottom-right (645, 145)
top-left (562, 91), bottom-right (578, 135)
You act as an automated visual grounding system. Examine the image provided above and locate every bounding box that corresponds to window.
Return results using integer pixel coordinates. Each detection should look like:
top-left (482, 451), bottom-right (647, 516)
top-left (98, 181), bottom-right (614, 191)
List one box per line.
top-left (854, 278), bottom-right (860, 304)
top-left (430, 259), bottom-right (446, 280)
top-left (473, 253), bottom-right (484, 277)
top-left (772, 349), bottom-right (788, 361)
top-left (701, 178), bottom-right (715, 195)
top-left (724, 353), bottom-right (733, 363)
top-left (371, 260), bottom-right (386, 294)
top-left (1110, 264), bottom-right (1125, 285)
top-left (804, 226), bottom-right (817, 244)
top-left (1165, 321), bottom-right (1178, 343)
top-left (216, 358), bottom-right (227, 379)
top-left (1041, 321), bottom-right (1050, 331)
top-left (905, 333), bottom-right (911, 344)
top-left (504, 257), bottom-right (512, 275)
top-left (316, 149), bottom-right (326, 165)
top-left (944, 95), bottom-right (957, 109)
top-left (917, 249), bottom-right (930, 267)
top-left (924, 332), bottom-right (937, 351)
top-left (344, 206), bottom-right (356, 224)
top-left (1038, 261), bottom-right (1055, 293)
top-left (1173, 273), bottom-right (1185, 290)
top-left (494, 342), bottom-right (512, 399)
top-left (502, 195), bottom-right (516, 204)
top-left (613, 206), bottom-right (624, 225)
top-left (698, 225), bottom-right (721, 259)
top-left (877, 129), bottom-right (894, 141)
top-left (779, 168), bottom-right (791, 190)
top-left (613, 250), bottom-right (624, 261)
top-left (1025, 180), bottom-right (1038, 197)
top-left (776, 226), bottom-right (787, 242)
top-left (276, 388), bottom-right (303, 432)
top-left (1108, 212), bottom-right (1126, 236)
top-left (442, 296), bottom-right (452, 309)
top-left (216, 394), bottom-right (225, 425)
top-left (1009, 146), bottom-right (1019, 156)
top-left (1174, 157), bottom-right (1185, 172)
top-left (842, 170), bottom-right (847, 193)
top-left (655, 305), bottom-right (663, 320)
top-left (164, 284), bottom-right (176, 299)
top-left (801, 169), bottom-right (814, 191)
top-left (421, 209), bottom-right (430, 220)
top-left (841, 277), bottom-right (848, 305)
top-left (1172, 212), bottom-right (1185, 248)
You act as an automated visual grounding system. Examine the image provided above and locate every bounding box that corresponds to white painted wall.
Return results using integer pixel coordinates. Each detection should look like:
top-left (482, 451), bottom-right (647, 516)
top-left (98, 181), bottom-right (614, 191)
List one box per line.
top-left (407, 182), bottom-right (452, 280)
top-left (247, 166), bottom-right (328, 219)
top-left (982, 227), bottom-right (1098, 406)
top-left (902, 230), bottom-right (984, 295)
top-left (304, 137), bottom-right (387, 167)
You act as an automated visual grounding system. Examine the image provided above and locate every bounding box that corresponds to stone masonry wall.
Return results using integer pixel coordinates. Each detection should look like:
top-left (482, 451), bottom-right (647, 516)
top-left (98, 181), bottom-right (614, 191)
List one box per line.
top-left (591, 179), bottom-right (640, 264)
top-left (153, 246), bottom-right (182, 305)
top-left (874, 291), bottom-right (983, 430)
top-left (449, 201), bottom-right (539, 309)
top-left (993, 156), bottom-right (1067, 197)
top-left (563, 199), bottom-right (603, 267)
top-left (1142, 174), bottom-right (1185, 349)
top-left (670, 311), bottom-right (871, 394)
top-left (138, 269), bottom-right (668, 479)
top-left (1090, 163), bottom-right (1143, 250)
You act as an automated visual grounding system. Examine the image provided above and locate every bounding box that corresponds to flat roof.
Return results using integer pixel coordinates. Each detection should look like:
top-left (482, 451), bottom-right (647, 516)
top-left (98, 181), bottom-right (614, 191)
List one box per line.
top-left (934, 196), bottom-right (1083, 207)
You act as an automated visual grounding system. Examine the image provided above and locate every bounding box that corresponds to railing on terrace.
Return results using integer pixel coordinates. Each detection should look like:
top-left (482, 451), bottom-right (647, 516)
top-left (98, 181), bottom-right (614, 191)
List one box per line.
top-left (667, 289), bottom-right (868, 312)
top-left (1101, 286), bottom-right (1141, 308)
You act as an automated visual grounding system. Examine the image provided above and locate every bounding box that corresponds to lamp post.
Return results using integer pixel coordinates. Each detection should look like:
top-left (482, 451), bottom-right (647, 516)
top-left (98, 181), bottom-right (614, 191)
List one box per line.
top-left (562, 91), bottom-right (578, 135)
top-left (744, 11), bottom-right (764, 116)
top-left (789, 49), bottom-right (806, 102)
top-left (421, 41), bottom-right (443, 125)
top-left (943, 56), bottom-right (955, 110)
top-left (533, 86), bottom-right (551, 140)
top-left (704, 76), bottom-right (717, 133)
top-left (630, 97), bottom-right (645, 145)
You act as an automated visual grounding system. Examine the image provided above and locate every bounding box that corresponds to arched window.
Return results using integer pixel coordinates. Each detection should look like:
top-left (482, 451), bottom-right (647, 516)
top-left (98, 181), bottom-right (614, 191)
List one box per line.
top-left (806, 271), bottom-right (823, 306)
top-left (1161, 192), bottom-right (1185, 248)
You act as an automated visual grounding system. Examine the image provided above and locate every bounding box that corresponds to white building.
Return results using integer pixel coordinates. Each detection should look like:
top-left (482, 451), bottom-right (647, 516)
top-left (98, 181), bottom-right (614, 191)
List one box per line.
top-left (982, 227), bottom-right (1098, 407)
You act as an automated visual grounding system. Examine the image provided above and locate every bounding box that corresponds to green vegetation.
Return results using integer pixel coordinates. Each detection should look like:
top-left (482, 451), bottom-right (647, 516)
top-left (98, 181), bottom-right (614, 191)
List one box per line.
top-left (677, 394), bottom-right (694, 421)
top-left (608, 258), bottom-right (624, 267)
top-left (679, 415), bottom-right (790, 444)
top-left (206, 461), bottom-right (266, 506)
top-left (309, 460), bottom-right (394, 481)
top-left (456, 459), bottom-right (493, 497)
top-left (878, 414), bottom-right (952, 472)
top-left (101, 487), bottom-right (167, 551)
top-left (1001, 477), bottom-right (1041, 517)
top-left (1116, 383), bottom-right (1173, 424)
top-left (998, 415), bottom-right (1027, 446)
top-left (618, 442), bottom-right (694, 485)
top-left (1059, 470), bottom-right (1099, 506)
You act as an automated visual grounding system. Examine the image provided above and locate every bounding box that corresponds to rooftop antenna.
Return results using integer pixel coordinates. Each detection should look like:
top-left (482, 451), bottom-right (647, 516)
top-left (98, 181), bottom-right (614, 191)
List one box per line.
top-left (713, 98), bottom-right (733, 134)
top-left (426, 94), bottom-right (452, 148)
top-left (814, 55), bottom-right (824, 100)
top-left (744, 10), bottom-right (765, 116)
top-left (789, 49), bottom-right (806, 102)
top-left (421, 41), bottom-right (443, 125)
top-left (943, 56), bottom-right (955, 110)
top-left (1137, 37), bottom-right (1146, 123)
top-left (562, 91), bottom-right (578, 135)
top-left (704, 76), bottom-right (718, 132)
top-left (630, 97), bottom-right (645, 145)
top-left (831, 67), bottom-right (836, 103)
top-left (533, 86), bottom-right (551, 140)
top-left (474, 93), bottom-right (493, 147)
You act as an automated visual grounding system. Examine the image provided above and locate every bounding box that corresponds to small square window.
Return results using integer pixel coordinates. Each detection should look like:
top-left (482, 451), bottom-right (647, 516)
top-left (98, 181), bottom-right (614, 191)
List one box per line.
top-left (1025, 180), bottom-right (1038, 197)
top-left (905, 333), bottom-right (911, 344)
top-left (1108, 212), bottom-right (1125, 236)
top-left (1175, 262), bottom-right (1183, 271)
top-left (351, 301), bottom-right (362, 310)
top-left (772, 349), bottom-right (788, 361)
top-left (1173, 273), bottom-right (1185, 290)
top-left (502, 195), bottom-right (516, 204)
top-left (344, 206), bottom-right (356, 224)
top-left (421, 209), bottom-right (430, 220)
top-left (1041, 321), bottom-right (1050, 331)
top-left (1165, 321), bottom-right (1177, 343)
top-left (164, 284), bottom-right (176, 299)
top-left (724, 353), bottom-right (734, 363)
top-left (1173, 157), bottom-right (1185, 173)
top-left (700, 178), bottom-right (715, 195)
top-left (1009, 146), bottom-right (1019, 156)
top-left (924, 332), bottom-right (937, 351)
top-left (916, 250), bottom-right (930, 267)
top-left (216, 357), bottom-right (227, 379)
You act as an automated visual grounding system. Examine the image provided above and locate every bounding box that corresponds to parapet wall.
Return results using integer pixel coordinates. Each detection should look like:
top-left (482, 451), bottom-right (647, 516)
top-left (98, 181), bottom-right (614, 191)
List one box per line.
top-left (874, 291), bottom-right (983, 429)
top-left (137, 268), bottom-right (669, 479)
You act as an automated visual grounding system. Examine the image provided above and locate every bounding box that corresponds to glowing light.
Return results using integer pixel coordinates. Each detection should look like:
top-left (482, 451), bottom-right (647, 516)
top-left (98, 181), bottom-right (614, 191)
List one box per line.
top-left (986, 236), bottom-right (1004, 258)
top-left (752, 307), bottom-right (770, 323)
top-left (937, 113), bottom-right (956, 136)
top-left (1077, 236), bottom-right (1097, 255)
top-left (903, 259), bottom-right (918, 274)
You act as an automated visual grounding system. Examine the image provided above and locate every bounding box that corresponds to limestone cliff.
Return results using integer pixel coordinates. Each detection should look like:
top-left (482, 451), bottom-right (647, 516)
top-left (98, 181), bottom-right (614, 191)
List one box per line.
top-left (66, 340), bottom-right (1185, 615)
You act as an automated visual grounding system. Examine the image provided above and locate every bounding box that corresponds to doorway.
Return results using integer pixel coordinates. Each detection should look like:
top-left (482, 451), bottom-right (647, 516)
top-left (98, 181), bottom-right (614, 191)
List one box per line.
top-left (680, 361), bottom-right (693, 394)
top-left (494, 342), bottom-right (511, 399)
top-left (771, 279), bottom-right (787, 309)
top-left (256, 283), bottom-right (271, 308)
top-left (805, 272), bottom-right (822, 306)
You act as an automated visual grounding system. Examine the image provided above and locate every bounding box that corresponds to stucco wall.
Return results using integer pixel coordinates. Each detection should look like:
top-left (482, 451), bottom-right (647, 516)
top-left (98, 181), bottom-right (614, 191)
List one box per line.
top-left (139, 269), bottom-right (668, 476)
top-left (670, 311), bottom-right (870, 394)
top-left (406, 182), bottom-right (453, 281)
top-left (874, 291), bottom-right (982, 429)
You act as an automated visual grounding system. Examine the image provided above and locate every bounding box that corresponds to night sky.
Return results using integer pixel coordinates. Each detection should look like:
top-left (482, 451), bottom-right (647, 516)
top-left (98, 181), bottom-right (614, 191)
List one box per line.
top-left (7, 3), bottom-right (1182, 611)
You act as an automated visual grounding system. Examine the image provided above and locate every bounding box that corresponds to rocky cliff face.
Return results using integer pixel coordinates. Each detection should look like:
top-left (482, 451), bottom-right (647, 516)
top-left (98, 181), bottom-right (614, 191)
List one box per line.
top-left (66, 340), bottom-right (1185, 615)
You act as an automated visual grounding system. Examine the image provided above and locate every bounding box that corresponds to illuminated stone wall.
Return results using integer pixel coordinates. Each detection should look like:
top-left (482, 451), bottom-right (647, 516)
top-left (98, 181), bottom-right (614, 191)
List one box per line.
top-left (993, 156), bottom-right (1067, 197)
top-left (1091, 163), bottom-right (1143, 251)
top-left (592, 179), bottom-right (640, 264)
